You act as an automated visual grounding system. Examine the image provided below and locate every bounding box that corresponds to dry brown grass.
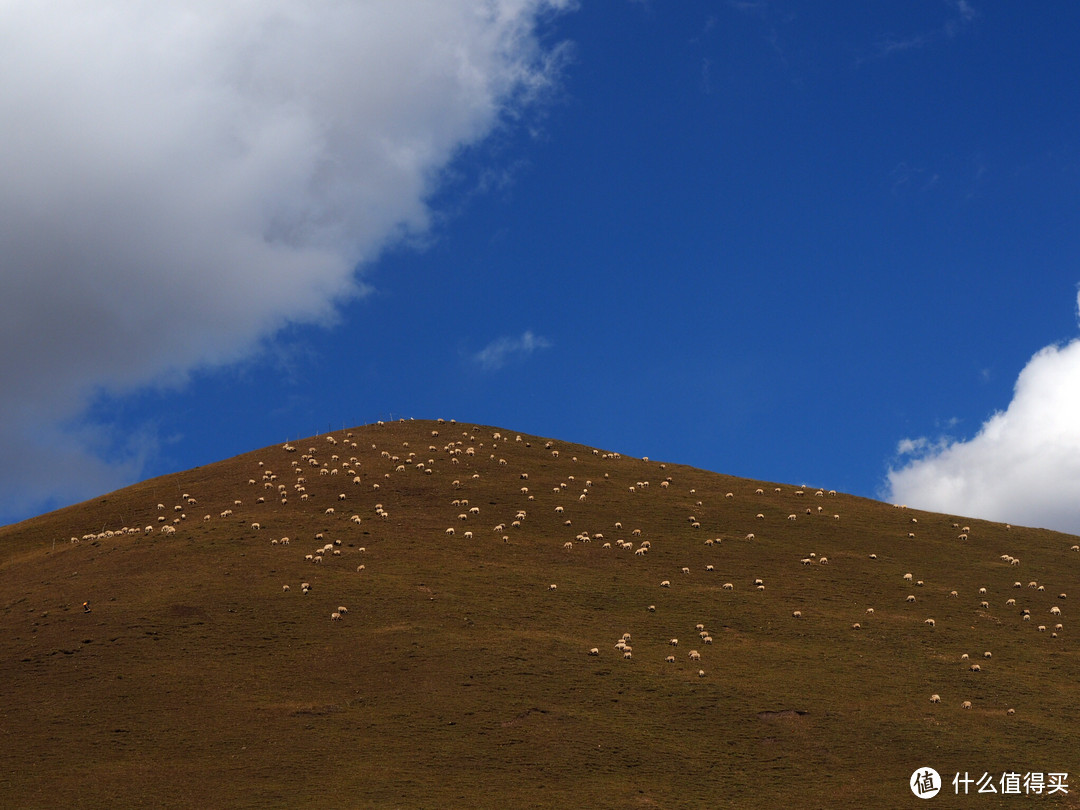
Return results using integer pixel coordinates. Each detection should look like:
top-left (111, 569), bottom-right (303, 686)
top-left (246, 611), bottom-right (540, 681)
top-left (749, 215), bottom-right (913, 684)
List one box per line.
top-left (1, 419), bottom-right (1078, 808)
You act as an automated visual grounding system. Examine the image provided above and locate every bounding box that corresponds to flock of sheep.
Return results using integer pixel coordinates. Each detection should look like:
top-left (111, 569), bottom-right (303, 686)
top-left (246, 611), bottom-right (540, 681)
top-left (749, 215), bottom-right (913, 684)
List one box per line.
top-left (61, 418), bottom-right (1077, 719)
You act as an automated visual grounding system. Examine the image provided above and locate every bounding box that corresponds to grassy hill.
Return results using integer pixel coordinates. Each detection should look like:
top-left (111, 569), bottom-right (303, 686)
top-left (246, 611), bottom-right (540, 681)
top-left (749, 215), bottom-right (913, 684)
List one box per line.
top-left (1, 419), bottom-right (1078, 808)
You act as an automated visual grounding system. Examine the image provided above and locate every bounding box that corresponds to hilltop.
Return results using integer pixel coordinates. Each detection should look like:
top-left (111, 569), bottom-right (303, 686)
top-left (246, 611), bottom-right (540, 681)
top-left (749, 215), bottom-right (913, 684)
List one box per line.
top-left (1, 419), bottom-right (1078, 808)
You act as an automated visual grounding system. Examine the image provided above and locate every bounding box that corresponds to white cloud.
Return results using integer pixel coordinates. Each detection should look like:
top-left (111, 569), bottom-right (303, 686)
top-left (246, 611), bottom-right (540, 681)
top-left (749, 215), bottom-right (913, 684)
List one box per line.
top-left (871, 0), bottom-right (976, 59)
top-left (0, 0), bottom-right (572, 524)
top-left (473, 330), bottom-right (552, 370)
top-left (888, 294), bottom-right (1080, 534)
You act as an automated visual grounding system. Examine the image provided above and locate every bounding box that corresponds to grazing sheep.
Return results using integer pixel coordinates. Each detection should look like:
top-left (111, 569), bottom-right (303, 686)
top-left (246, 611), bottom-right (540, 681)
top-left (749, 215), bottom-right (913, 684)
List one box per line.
top-left (930, 694), bottom-right (940, 703)
top-left (924, 619), bottom-right (936, 627)
top-left (588, 648), bottom-right (599, 656)
top-left (660, 580), bottom-right (671, 588)
top-left (970, 664), bottom-right (981, 672)
top-left (548, 584), bottom-right (557, 591)
top-left (851, 623), bottom-right (861, 630)
top-left (723, 583), bottom-right (734, 590)
top-left (698, 669), bottom-right (706, 678)
top-left (865, 608), bottom-right (874, 614)
top-left (907, 595), bottom-right (916, 603)
top-left (1051, 606), bottom-right (1061, 616)
top-left (962, 701), bottom-right (972, 709)
top-left (792, 611), bottom-right (802, 619)
top-left (688, 650), bottom-right (701, 661)
top-left (665, 655), bottom-right (676, 663)
top-left (669, 638), bottom-right (679, 647)
top-left (331, 612), bottom-right (342, 621)
top-left (282, 585), bottom-right (290, 592)
top-left (446, 528), bottom-right (455, 536)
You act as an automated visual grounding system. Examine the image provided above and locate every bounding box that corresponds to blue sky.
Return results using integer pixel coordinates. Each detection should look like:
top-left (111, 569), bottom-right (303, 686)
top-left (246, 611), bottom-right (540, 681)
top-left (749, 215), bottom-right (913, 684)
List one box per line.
top-left (4, 1), bottom-right (1080, 533)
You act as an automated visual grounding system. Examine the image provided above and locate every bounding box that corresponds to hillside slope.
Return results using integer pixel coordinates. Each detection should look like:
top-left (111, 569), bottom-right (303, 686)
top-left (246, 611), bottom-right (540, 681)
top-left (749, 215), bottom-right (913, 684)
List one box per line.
top-left (1, 419), bottom-right (1078, 808)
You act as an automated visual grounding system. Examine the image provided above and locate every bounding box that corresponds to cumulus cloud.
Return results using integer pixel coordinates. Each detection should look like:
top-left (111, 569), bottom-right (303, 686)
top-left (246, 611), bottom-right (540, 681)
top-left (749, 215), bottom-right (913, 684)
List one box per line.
top-left (887, 298), bottom-right (1080, 534)
top-left (472, 330), bottom-right (552, 370)
top-left (0, 0), bottom-right (571, 523)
